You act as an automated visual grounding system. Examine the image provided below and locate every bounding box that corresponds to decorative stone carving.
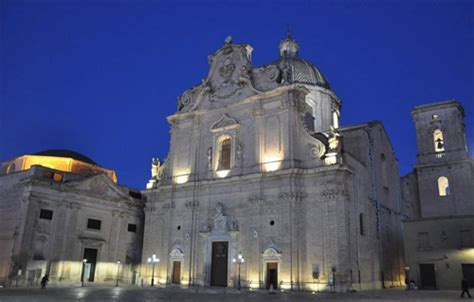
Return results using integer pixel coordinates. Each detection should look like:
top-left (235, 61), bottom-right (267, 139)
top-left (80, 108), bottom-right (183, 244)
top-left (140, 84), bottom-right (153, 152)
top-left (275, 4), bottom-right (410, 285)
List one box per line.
top-left (308, 141), bottom-right (326, 159)
top-left (199, 222), bottom-right (211, 233)
top-left (265, 65), bottom-right (280, 81)
top-left (253, 230), bottom-right (259, 239)
top-left (162, 202), bottom-right (175, 209)
top-left (210, 114), bottom-right (239, 132)
top-left (207, 147), bottom-right (213, 170)
top-left (279, 191), bottom-right (307, 203)
top-left (212, 203), bottom-right (228, 234)
top-left (185, 200), bottom-right (199, 210)
top-left (248, 195), bottom-right (264, 206)
top-left (252, 103), bottom-right (265, 116)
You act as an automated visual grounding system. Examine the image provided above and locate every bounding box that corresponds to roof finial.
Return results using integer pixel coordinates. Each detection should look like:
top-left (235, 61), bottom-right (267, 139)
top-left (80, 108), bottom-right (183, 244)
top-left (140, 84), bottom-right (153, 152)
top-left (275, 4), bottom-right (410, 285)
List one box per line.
top-left (286, 24), bottom-right (292, 40)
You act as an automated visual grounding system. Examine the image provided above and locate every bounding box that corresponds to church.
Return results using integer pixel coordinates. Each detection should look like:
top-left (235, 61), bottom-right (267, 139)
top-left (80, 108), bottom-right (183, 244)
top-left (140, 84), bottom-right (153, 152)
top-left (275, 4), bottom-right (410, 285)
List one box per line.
top-left (2, 34), bottom-right (471, 292)
top-left (141, 34), bottom-right (405, 291)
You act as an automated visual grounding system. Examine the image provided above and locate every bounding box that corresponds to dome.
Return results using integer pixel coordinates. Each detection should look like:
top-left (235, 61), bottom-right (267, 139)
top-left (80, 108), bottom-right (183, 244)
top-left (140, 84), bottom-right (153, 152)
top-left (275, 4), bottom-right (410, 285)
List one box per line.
top-left (34, 149), bottom-right (97, 165)
top-left (273, 57), bottom-right (331, 89)
top-left (273, 32), bottom-right (331, 90)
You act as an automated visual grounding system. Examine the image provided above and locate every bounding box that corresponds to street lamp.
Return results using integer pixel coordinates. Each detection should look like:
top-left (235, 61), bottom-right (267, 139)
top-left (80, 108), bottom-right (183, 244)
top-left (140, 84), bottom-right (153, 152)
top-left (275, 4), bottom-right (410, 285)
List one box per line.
top-left (81, 258), bottom-right (87, 287)
top-left (147, 254), bottom-right (160, 286)
top-left (115, 260), bottom-right (121, 287)
top-left (232, 252), bottom-right (245, 290)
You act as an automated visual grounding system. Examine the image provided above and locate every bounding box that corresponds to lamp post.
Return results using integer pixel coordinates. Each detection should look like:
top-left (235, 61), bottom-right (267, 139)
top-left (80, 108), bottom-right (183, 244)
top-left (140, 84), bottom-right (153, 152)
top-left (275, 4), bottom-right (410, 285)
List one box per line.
top-left (232, 252), bottom-right (245, 290)
top-left (81, 259), bottom-right (87, 287)
top-left (115, 260), bottom-right (121, 287)
top-left (147, 254), bottom-right (160, 286)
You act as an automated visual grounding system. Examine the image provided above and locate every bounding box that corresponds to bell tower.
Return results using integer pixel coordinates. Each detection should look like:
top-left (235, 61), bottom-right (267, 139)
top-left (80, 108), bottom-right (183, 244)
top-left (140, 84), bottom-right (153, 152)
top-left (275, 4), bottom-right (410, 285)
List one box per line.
top-left (412, 100), bottom-right (468, 165)
top-left (411, 100), bottom-right (473, 217)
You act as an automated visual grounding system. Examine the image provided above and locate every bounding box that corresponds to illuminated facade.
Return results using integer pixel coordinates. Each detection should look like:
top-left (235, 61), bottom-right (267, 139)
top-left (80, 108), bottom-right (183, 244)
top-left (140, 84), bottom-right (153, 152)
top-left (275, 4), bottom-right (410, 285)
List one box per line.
top-left (0, 150), bottom-right (143, 287)
top-left (142, 35), bottom-right (405, 291)
top-left (401, 101), bottom-right (474, 289)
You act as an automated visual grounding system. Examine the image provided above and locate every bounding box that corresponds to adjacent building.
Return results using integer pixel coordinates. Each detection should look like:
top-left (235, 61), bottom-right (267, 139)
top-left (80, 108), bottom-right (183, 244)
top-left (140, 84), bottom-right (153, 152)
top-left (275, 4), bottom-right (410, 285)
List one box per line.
top-left (142, 35), bottom-right (405, 291)
top-left (401, 101), bottom-right (474, 289)
top-left (0, 150), bottom-right (144, 287)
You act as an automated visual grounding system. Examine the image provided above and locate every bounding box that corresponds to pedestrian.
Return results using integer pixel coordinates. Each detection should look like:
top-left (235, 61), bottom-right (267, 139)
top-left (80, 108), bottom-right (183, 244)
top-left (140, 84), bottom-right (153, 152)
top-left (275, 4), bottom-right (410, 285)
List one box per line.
top-left (40, 275), bottom-right (49, 289)
top-left (461, 277), bottom-right (472, 298)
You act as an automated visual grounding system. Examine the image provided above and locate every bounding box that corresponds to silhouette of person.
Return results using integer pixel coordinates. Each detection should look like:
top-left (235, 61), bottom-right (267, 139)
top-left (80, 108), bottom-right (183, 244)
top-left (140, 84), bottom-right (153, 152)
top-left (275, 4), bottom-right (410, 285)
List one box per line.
top-left (40, 275), bottom-right (49, 289)
top-left (461, 277), bottom-right (472, 298)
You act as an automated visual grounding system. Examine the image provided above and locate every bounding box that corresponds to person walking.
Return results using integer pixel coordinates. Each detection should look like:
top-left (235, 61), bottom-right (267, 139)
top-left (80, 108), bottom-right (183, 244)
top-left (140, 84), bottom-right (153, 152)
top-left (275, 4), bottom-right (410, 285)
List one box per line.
top-left (40, 275), bottom-right (49, 290)
top-left (461, 277), bottom-right (472, 298)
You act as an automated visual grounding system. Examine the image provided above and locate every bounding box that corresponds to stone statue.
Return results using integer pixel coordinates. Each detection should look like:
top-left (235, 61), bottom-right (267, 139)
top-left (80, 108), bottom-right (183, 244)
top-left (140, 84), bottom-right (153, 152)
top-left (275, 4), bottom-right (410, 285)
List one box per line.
top-left (151, 158), bottom-right (160, 179)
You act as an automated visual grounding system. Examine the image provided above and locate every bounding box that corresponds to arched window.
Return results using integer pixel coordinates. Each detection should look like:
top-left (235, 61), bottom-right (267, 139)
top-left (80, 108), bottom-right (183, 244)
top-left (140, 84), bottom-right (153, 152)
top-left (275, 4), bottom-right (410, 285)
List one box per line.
top-left (433, 128), bottom-right (445, 152)
top-left (218, 137), bottom-right (232, 171)
top-left (438, 176), bottom-right (450, 197)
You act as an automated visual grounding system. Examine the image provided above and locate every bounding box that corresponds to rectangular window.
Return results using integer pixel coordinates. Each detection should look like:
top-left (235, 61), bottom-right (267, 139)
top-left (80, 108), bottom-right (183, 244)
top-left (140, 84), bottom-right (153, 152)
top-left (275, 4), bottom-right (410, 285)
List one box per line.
top-left (418, 232), bottom-right (430, 250)
top-left (359, 213), bottom-right (365, 236)
top-left (39, 209), bottom-right (53, 220)
top-left (460, 230), bottom-right (472, 248)
top-left (219, 138), bottom-right (231, 170)
top-left (128, 223), bottom-right (137, 233)
top-left (87, 218), bottom-right (101, 230)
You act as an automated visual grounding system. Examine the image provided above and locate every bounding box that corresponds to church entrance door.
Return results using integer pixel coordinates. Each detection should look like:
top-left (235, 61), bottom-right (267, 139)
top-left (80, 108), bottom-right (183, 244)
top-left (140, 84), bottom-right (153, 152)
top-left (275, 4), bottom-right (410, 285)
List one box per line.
top-left (266, 262), bottom-right (278, 289)
top-left (83, 248), bottom-right (98, 282)
top-left (210, 241), bottom-right (228, 286)
top-left (172, 261), bottom-right (181, 284)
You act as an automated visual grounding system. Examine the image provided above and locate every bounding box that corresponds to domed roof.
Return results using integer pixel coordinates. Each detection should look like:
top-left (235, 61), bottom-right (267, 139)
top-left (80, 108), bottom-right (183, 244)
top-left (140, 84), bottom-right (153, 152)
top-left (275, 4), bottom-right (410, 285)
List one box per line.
top-left (34, 149), bottom-right (97, 165)
top-left (273, 33), bottom-right (331, 90)
top-left (273, 57), bottom-right (331, 89)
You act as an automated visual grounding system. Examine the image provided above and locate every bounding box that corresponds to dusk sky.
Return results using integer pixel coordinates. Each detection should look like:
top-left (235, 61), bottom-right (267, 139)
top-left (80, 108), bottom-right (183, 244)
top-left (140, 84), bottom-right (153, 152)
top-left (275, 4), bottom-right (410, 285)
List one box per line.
top-left (1, 0), bottom-right (473, 189)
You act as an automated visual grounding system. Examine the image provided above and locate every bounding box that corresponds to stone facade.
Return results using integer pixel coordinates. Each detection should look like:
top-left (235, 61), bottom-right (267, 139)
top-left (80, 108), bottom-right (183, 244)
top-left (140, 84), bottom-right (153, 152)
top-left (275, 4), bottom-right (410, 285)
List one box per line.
top-left (142, 36), bottom-right (405, 291)
top-left (0, 164), bottom-right (144, 287)
top-left (401, 100), bottom-right (474, 289)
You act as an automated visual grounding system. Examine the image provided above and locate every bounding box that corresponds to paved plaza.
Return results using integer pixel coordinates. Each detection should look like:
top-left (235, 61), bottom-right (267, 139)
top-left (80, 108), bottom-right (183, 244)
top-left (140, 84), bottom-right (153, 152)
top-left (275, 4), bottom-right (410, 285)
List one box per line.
top-left (0, 286), bottom-right (472, 302)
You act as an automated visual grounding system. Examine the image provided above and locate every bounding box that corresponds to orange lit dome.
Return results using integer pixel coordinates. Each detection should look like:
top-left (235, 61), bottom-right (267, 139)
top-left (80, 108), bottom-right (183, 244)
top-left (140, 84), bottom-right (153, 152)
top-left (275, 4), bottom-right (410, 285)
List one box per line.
top-left (1, 149), bottom-right (117, 182)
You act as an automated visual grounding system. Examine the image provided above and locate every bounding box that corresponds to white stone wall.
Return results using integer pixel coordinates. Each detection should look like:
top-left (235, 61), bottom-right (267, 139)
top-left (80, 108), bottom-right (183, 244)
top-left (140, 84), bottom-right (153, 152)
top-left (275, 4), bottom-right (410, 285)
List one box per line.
top-left (0, 166), bottom-right (144, 287)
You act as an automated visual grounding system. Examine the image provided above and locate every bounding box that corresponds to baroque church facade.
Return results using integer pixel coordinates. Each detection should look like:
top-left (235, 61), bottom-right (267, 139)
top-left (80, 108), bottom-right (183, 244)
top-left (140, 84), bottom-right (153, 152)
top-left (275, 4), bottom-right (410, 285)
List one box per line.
top-left (2, 35), bottom-right (471, 291)
top-left (142, 35), bottom-right (405, 291)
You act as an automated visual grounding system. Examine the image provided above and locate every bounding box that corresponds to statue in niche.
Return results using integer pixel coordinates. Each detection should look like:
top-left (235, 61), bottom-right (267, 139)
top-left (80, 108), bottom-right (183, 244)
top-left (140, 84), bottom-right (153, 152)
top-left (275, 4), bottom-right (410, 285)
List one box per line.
top-left (207, 147), bottom-right (213, 170)
top-left (327, 127), bottom-right (341, 152)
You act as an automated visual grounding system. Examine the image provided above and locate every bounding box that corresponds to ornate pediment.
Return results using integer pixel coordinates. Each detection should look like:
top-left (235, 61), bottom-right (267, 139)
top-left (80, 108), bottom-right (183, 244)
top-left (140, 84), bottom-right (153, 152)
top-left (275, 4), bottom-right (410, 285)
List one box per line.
top-left (210, 114), bottom-right (239, 132)
top-left (206, 38), bottom-right (254, 102)
top-left (66, 174), bottom-right (133, 201)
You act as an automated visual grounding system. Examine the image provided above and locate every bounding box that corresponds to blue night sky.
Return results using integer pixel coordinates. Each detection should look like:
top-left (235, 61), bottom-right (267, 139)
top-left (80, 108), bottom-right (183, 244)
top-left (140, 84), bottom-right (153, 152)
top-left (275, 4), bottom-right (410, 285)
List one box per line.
top-left (1, 0), bottom-right (473, 189)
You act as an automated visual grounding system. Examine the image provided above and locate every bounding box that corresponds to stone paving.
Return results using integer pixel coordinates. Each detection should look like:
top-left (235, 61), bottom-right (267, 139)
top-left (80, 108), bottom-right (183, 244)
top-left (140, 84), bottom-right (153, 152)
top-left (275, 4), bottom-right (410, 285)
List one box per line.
top-left (0, 286), bottom-right (472, 301)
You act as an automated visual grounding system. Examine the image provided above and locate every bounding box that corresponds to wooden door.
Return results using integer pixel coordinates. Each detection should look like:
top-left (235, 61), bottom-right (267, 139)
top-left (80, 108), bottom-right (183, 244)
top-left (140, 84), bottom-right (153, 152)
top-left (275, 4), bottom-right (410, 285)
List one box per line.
top-left (210, 241), bottom-right (228, 286)
top-left (172, 261), bottom-right (181, 284)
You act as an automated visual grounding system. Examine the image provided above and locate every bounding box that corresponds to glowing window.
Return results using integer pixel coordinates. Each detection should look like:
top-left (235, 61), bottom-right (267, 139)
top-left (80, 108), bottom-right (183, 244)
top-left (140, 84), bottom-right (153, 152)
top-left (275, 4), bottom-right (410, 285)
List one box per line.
top-left (437, 176), bottom-right (450, 196)
top-left (433, 128), bottom-right (445, 152)
top-left (218, 138), bottom-right (231, 171)
top-left (332, 110), bottom-right (340, 129)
